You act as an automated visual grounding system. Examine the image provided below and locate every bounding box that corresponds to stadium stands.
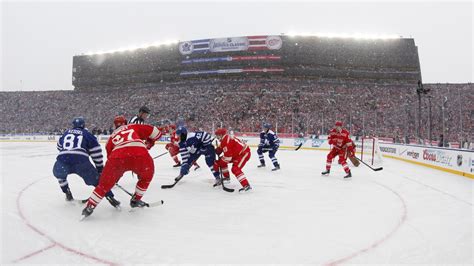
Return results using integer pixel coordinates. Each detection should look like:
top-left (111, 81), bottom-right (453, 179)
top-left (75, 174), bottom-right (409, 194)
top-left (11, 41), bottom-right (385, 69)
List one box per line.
top-left (1, 79), bottom-right (472, 148)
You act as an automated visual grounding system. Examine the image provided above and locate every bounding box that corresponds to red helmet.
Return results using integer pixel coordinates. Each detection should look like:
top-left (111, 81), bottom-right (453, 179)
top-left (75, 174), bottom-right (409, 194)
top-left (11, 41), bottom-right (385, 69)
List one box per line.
top-left (114, 115), bottom-right (127, 128)
top-left (335, 121), bottom-right (343, 127)
top-left (169, 124), bottom-right (177, 130)
top-left (215, 128), bottom-right (227, 136)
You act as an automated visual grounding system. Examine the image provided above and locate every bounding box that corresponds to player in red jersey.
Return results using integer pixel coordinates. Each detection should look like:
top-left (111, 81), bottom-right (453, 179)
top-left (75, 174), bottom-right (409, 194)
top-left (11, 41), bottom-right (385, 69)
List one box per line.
top-left (165, 124), bottom-right (181, 167)
top-left (213, 128), bottom-right (252, 192)
top-left (165, 124), bottom-right (200, 169)
top-left (321, 121), bottom-right (353, 178)
top-left (81, 115), bottom-right (163, 218)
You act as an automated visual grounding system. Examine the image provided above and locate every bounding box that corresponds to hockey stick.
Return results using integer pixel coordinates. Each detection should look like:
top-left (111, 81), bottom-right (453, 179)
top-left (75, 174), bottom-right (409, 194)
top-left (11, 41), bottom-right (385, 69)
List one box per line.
top-left (153, 151), bottom-right (168, 160)
top-left (294, 143), bottom-right (303, 151)
top-left (115, 183), bottom-right (164, 207)
top-left (161, 174), bottom-right (184, 189)
top-left (355, 157), bottom-right (383, 171)
top-left (214, 169), bottom-right (234, 193)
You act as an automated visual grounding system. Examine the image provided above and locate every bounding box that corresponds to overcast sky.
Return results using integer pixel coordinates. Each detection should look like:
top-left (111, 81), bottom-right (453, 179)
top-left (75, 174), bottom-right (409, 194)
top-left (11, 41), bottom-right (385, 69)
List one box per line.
top-left (1, 0), bottom-right (472, 91)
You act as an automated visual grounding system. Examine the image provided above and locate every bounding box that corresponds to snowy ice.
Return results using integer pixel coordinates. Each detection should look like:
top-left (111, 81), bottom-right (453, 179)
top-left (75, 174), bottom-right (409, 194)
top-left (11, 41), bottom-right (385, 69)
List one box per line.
top-left (1, 142), bottom-right (472, 265)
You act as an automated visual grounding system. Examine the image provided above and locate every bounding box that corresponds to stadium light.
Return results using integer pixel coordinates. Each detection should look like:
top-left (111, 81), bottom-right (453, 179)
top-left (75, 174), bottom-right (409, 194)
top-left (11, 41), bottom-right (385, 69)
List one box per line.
top-left (83, 39), bottom-right (179, 55)
top-left (286, 31), bottom-right (400, 40)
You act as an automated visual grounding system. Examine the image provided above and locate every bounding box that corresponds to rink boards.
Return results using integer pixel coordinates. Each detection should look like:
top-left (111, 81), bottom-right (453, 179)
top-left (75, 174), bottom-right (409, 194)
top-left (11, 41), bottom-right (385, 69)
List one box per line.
top-left (1, 134), bottom-right (473, 178)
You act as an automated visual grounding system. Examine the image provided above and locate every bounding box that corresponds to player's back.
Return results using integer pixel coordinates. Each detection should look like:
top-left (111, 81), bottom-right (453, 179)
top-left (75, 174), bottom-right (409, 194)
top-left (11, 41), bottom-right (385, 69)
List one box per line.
top-left (57, 128), bottom-right (98, 164)
top-left (185, 131), bottom-right (213, 149)
top-left (221, 135), bottom-right (248, 158)
top-left (107, 124), bottom-right (160, 159)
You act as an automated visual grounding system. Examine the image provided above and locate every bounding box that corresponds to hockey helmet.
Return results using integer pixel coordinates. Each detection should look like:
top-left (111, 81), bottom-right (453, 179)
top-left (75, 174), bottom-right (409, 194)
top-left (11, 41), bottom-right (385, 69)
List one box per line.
top-left (215, 128), bottom-right (227, 137)
top-left (263, 122), bottom-right (272, 130)
top-left (139, 106), bottom-right (150, 114)
top-left (169, 124), bottom-right (177, 130)
top-left (72, 117), bottom-right (85, 129)
top-left (335, 121), bottom-right (343, 127)
top-left (176, 126), bottom-right (187, 136)
top-left (114, 115), bottom-right (127, 128)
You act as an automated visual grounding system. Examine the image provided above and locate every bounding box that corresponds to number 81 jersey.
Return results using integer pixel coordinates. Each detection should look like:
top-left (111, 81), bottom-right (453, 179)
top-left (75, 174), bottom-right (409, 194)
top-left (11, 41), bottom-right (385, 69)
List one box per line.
top-left (106, 124), bottom-right (162, 159)
top-left (56, 128), bottom-right (103, 166)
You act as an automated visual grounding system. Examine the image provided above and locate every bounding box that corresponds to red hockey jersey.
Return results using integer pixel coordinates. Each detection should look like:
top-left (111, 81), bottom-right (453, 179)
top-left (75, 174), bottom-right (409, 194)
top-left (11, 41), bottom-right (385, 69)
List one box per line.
top-left (170, 130), bottom-right (180, 147)
top-left (106, 124), bottom-right (162, 159)
top-left (328, 128), bottom-right (352, 149)
top-left (216, 134), bottom-right (249, 163)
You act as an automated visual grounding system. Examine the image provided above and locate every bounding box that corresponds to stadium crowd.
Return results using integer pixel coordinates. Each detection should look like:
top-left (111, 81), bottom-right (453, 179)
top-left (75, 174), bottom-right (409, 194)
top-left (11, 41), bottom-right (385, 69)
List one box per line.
top-left (1, 78), bottom-right (472, 148)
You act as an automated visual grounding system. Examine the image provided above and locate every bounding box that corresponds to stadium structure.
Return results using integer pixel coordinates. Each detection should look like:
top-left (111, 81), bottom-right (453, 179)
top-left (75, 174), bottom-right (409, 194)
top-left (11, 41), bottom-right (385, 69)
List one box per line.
top-left (1, 34), bottom-right (472, 148)
top-left (72, 34), bottom-right (422, 89)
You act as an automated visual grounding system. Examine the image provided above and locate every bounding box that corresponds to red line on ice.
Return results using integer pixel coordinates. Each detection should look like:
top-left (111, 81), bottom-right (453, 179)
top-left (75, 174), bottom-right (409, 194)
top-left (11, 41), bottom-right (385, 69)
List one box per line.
top-left (12, 243), bottom-right (56, 263)
top-left (324, 181), bottom-right (408, 265)
top-left (13, 177), bottom-right (117, 265)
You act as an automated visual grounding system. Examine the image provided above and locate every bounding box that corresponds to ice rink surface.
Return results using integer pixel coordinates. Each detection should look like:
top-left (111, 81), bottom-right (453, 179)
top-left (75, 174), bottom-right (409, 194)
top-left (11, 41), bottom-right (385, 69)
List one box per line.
top-left (1, 141), bottom-right (473, 265)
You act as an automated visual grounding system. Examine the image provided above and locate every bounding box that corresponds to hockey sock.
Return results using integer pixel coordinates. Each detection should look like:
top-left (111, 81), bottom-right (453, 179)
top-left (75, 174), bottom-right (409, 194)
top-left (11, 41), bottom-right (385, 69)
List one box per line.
top-left (222, 167), bottom-right (230, 179)
top-left (88, 190), bottom-right (104, 207)
top-left (326, 160), bottom-right (332, 171)
top-left (172, 156), bottom-right (180, 164)
top-left (211, 169), bottom-right (220, 179)
top-left (57, 179), bottom-right (70, 193)
top-left (134, 184), bottom-right (148, 201)
top-left (270, 157), bottom-right (279, 167)
top-left (342, 162), bottom-right (350, 173)
top-left (236, 173), bottom-right (250, 187)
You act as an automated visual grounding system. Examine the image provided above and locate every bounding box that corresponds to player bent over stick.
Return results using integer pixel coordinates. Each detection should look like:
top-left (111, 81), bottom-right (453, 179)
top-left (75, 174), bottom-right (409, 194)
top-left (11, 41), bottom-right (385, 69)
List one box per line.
top-left (213, 128), bottom-right (252, 192)
top-left (175, 127), bottom-right (221, 184)
top-left (53, 117), bottom-right (119, 207)
top-left (321, 121), bottom-right (353, 179)
top-left (82, 115), bottom-right (164, 219)
top-left (165, 124), bottom-right (200, 170)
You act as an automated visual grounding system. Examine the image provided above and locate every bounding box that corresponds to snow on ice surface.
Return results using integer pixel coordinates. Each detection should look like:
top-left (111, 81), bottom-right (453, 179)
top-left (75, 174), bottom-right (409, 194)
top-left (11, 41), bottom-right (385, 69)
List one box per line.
top-left (1, 142), bottom-right (472, 265)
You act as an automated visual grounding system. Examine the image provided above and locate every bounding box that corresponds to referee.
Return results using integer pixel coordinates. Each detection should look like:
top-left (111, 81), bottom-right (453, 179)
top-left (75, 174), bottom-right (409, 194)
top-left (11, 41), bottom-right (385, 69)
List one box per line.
top-left (128, 106), bottom-right (150, 124)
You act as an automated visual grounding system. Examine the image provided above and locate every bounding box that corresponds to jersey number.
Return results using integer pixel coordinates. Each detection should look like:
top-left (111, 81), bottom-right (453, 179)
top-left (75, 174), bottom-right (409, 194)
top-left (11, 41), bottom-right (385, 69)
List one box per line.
top-left (112, 129), bottom-right (135, 145)
top-left (63, 134), bottom-right (83, 150)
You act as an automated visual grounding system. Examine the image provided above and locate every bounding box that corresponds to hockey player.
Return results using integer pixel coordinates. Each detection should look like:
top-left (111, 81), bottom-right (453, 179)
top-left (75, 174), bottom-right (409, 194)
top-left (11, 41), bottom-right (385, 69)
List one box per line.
top-left (128, 106), bottom-right (150, 124)
top-left (165, 124), bottom-right (181, 167)
top-left (53, 117), bottom-right (120, 207)
top-left (175, 126), bottom-right (220, 185)
top-left (257, 123), bottom-right (281, 171)
top-left (213, 128), bottom-right (252, 192)
top-left (321, 121), bottom-right (353, 178)
top-left (81, 115), bottom-right (163, 218)
top-left (165, 124), bottom-right (200, 170)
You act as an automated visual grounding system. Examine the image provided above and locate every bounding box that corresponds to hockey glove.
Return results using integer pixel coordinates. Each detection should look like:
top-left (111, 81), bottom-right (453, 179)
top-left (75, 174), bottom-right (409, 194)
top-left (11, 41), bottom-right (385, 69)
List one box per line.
top-left (145, 139), bottom-right (155, 150)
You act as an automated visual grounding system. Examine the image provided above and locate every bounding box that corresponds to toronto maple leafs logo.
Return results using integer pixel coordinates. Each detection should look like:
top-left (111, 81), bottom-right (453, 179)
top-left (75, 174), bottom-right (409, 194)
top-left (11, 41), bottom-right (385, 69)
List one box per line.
top-left (179, 41), bottom-right (193, 55)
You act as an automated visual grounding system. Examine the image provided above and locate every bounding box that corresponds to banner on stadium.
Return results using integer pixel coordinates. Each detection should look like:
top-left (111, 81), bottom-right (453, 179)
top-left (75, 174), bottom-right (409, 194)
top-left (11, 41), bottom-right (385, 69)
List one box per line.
top-left (178, 35), bottom-right (282, 55)
top-left (182, 55), bottom-right (281, 64)
top-left (180, 68), bottom-right (284, 76)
